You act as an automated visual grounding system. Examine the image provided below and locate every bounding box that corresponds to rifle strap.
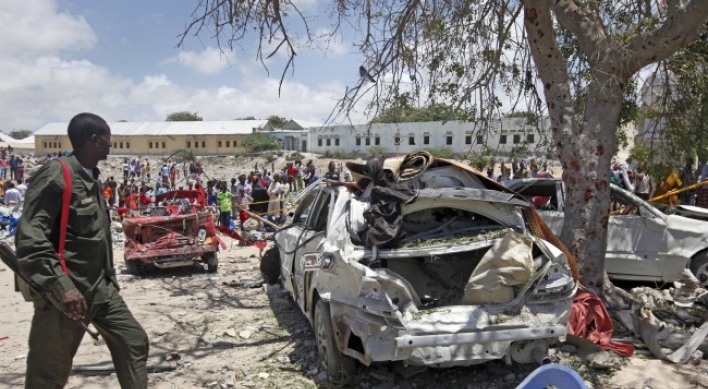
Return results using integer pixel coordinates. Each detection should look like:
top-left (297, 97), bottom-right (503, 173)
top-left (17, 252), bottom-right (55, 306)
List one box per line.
top-left (56, 160), bottom-right (71, 277)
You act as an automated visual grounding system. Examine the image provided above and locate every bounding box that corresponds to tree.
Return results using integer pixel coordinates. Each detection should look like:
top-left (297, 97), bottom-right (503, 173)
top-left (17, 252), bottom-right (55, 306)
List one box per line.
top-left (166, 111), bottom-right (202, 121)
top-left (267, 115), bottom-right (289, 128)
top-left (241, 133), bottom-right (282, 152)
top-left (371, 102), bottom-right (474, 123)
top-left (8, 130), bottom-right (32, 140)
top-left (183, 1), bottom-right (708, 302)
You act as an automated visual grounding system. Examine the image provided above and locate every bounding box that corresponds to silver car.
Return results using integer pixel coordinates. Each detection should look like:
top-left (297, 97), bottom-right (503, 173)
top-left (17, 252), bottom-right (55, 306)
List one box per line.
top-left (262, 156), bottom-right (577, 379)
top-left (503, 178), bottom-right (708, 285)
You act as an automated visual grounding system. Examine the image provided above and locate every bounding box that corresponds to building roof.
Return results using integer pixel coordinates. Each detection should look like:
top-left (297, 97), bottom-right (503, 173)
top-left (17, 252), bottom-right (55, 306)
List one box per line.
top-left (282, 119), bottom-right (324, 130)
top-left (34, 120), bottom-right (271, 137)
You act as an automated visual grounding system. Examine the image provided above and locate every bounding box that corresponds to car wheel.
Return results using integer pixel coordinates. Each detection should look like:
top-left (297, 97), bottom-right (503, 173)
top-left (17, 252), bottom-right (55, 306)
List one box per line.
top-left (260, 246), bottom-right (281, 285)
top-left (690, 251), bottom-right (708, 287)
top-left (314, 299), bottom-right (356, 381)
top-left (204, 252), bottom-right (218, 273)
top-left (126, 260), bottom-right (143, 275)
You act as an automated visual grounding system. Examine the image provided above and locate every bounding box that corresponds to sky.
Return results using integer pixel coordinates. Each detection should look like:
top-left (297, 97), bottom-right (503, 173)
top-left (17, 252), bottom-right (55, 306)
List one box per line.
top-left (0, 0), bottom-right (368, 132)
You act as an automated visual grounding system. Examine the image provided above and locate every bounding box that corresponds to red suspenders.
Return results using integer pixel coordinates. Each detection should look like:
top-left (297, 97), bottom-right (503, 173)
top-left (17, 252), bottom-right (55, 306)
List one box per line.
top-left (56, 160), bottom-right (71, 276)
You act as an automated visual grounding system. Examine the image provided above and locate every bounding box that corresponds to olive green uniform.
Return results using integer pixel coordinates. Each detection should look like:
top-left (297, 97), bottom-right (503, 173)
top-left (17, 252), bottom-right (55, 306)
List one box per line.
top-left (16, 155), bottom-right (148, 389)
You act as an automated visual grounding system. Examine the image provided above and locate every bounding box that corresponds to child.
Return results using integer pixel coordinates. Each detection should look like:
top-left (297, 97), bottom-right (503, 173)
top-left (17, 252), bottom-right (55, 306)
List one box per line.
top-left (234, 188), bottom-right (254, 230)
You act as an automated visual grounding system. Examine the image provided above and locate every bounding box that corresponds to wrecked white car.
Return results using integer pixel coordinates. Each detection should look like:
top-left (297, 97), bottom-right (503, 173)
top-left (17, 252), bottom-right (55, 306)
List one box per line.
top-left (262, 153), bottom-right (578, 379)
top-left (503, 178), bottom-right (708, 286)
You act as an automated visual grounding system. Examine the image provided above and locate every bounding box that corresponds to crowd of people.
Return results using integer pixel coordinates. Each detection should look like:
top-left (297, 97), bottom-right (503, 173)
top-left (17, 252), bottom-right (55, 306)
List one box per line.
top-left (479, 156), bottom-right (708, 210)
top-left (94, 157), bottom-right (351, 231)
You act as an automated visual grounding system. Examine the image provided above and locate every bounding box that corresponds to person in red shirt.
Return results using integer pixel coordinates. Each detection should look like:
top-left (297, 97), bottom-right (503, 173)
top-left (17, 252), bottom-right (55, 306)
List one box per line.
top-left (286, 162), bottom-right (297, 192)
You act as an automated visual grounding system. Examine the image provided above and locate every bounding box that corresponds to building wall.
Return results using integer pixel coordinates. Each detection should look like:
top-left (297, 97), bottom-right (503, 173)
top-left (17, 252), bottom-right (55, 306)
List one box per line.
top-left (305, 119), bottom-right (554, 157)
top-left (36, 134), bottom-right (250, 156)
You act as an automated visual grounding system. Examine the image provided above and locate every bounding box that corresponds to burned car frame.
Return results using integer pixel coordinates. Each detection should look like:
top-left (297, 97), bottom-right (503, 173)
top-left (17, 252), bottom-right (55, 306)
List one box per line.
top-left (265, 153), bottom-right (578, 378)
top-left (122, 190), bottom-right (223, 274)
top-left (503, 178), bottom-right (708, 286)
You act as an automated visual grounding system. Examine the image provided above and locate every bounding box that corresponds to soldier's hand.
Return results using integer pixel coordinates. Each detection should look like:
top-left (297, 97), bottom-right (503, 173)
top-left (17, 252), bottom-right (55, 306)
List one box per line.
top-left (59, 288), bottom-right (87, 320)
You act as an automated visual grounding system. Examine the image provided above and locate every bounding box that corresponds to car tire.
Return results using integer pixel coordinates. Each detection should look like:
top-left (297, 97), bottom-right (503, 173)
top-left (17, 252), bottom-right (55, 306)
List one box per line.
top-left (126, 260), bottom-right (143, 275)
top-left (314, 299), bottom-right (356, 381)
top-left (204, 252), bottom-right (218, 273)
top-left (260, 246), bottom-right (281, 285)
top-left (690, 251), bottom-right (708, 287)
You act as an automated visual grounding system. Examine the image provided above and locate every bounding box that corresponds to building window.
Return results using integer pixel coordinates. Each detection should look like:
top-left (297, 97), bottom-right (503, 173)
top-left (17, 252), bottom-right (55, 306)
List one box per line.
top-left (119, 142), bottom-right (124, 149)
top-left (476, 135), bottom-right (484, 144)
top-left (526, 134), bottom-right (535, 143)
top-left (58, 142), bottom-right (61, 148)
top-left (335, 138), bottom-right (340, 146)
top-left (149, 142), bottom-right (153, 149)
top-left (43, 142), bottom-right (47, 148)
top-left (201, 141), bottom-right (205, 148)
top-left (194, 141), bottom-right (199, 148)
top-left (365, 137), bottom-right (371, 146)
top-left (318, 138), bottom-right (323, 147)
top-left (126, 142), bottom-right (130, 149)
top-left (500, 135), bottom-right (507, 144)
top-left (218, 141), bottom-right (222, 148)
top-left (53, 142), bottom-right (57, 148)
top-left (395, 136), bottom-right (401, 144)
top-left (226, 140), bottom-right (230, 147)
top-left (187, 141), bottom-right (191, 148)
top-left (447, 135), bottom-right (454, 145)
top-left (513, 134), bottom-right (521, 144)
top-left (233, 140), bottom-right (238, 147)
top-left (409, 135), bottom-right (415, 145)
top-left (324, 138), bottom-right (329, 146)
top-left (165, 142), bottom-right (169, 149)
top-left (375, 137), bottom-right (380, 145)
top-left (356, 138), bottom-right (361, 146)
top-left (423, 134), bottom-right (430, 145)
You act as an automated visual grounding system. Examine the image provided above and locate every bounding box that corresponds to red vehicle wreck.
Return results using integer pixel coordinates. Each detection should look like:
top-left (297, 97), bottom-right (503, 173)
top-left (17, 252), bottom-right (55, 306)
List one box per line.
top-left (122, 190), bottom-right (224, 274)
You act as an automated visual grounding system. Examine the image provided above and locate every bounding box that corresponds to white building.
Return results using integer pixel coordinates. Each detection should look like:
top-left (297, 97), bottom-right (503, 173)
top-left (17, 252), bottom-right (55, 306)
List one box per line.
top-left (301, 118), bottom-right (553, 157)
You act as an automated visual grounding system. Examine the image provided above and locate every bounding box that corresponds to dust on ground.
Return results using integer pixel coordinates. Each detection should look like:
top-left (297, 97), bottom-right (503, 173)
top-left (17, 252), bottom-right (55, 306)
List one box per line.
top-left (0, 153), bottom-right (705, 389)
top-left (1, 240), bottom-right (707, 389)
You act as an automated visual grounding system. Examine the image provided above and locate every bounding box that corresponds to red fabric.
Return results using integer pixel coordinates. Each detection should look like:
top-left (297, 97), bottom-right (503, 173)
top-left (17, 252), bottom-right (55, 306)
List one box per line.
top-left (253, 240), bottom-right (268, 252)
top-left (569, 288), bottom-right (634, 357)
top-left (164, 205), bottom-right (181, 215)
top-left (140, 193), bottom-right (151, 205)
top-left (238, 210), bottom-right (248, 225)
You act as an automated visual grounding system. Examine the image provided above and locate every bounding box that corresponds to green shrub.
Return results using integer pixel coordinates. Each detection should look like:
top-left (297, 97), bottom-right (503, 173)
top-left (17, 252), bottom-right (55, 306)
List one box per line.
top-left (366, 146), bottom-right (389, 158)
top-left (421, 147), bottom-right (455, 159)
top-left (319, 148), bottom-right (365, 159)
top-left (286, 151), bottom-right (305, 161)
top-left (263, 152), bottom-right (279, 163)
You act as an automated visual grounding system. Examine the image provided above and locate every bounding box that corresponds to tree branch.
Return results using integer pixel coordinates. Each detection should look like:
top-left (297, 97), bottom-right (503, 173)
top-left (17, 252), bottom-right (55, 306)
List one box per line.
top-left (550, 0), bottom-right (609, 66)
top-left (624, 0), bottom-right (708, 74)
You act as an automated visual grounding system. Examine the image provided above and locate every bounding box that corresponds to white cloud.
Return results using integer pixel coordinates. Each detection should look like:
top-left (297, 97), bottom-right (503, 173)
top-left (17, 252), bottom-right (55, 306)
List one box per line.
top-left (0, 0), bottom-right (96, 58)
top-left (0, 0), bottom-right (363, 132)
top-left (165, 47), bottom-right (236, 75)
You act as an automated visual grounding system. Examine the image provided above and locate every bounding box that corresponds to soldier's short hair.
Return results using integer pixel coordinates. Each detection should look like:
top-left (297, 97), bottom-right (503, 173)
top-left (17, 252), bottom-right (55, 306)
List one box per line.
top-left (67, 113), bottom-right (109, 149)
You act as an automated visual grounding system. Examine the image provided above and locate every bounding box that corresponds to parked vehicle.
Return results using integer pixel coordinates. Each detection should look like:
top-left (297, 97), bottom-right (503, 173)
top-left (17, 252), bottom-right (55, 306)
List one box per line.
top-left (502, 178), bottom-right (708, 285)
top-left (123, 190), bottom-right (222, 274)
top-left (261, 153), bottom-right (578, 379)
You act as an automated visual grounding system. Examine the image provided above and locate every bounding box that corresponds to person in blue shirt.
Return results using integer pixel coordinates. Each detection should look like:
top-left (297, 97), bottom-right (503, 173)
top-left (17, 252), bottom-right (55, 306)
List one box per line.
top-left (305, 165), bottom-right (319, 186)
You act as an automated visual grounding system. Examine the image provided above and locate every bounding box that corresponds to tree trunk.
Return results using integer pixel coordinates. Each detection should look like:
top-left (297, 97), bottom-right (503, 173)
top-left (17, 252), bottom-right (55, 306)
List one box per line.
top-left (522, 1), bottom-right (625, 294)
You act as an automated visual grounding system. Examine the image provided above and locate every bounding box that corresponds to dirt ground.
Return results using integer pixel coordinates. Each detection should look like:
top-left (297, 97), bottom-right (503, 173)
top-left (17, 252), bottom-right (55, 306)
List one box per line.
top-left (0, 154), bottom-right (706, 388)
top-left (0, 240), bottom-right (707, 389)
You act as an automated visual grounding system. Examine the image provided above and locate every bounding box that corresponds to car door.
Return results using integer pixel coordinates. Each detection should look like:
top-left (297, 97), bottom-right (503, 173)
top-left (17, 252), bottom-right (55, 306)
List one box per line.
top-left (604, 186), bottom-right (669, 281)
top-left (291, 189), bottom-right (333, 311)
top-left (278, 189), bottom-right (319, 295)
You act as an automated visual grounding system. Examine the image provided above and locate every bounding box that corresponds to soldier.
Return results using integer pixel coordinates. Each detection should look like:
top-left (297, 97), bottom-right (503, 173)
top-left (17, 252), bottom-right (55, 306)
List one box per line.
top-left (16, 113), bottom-right (148, 388)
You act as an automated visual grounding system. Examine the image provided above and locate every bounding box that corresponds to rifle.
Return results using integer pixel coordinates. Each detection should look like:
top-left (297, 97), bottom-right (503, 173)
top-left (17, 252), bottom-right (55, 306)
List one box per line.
top-left (0, 242), bottom-right (100, 340)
